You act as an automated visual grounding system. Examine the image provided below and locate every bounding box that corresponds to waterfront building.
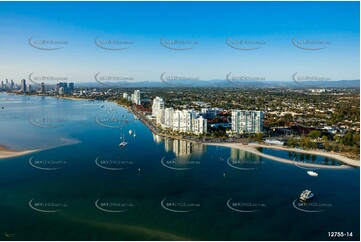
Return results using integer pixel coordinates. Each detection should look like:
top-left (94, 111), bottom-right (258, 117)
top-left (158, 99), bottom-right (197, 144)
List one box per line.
top-left (152, 96), bottom-right (208, 135)
top-left (164, 108), bottom-right (174, 129)
top-left (123, 92), bottom-right (129, 100)
top-left (133, 90), bottom-right (141, 105)
top-left (156, 108), bottom-right (165, 125)
top-left (172, 109), bottom-right (182, 131)
top-left (193, 116), bottom-right (207, 135)
top-left (231, 110), bottom-right (263, 133)
top-left (179, 109), bottom-right (196, 133)
top-left (152, 96), bottom-right (165, 117)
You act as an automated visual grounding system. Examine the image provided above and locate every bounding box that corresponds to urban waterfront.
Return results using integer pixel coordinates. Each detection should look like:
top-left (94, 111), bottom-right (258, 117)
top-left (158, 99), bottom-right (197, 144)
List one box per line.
top-left (0, 93), bottom-right (359, 240)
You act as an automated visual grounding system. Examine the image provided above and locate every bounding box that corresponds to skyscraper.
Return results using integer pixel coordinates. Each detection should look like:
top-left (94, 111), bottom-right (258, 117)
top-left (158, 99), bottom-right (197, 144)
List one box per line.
top-left (20, 79), bottom-right (26, 93)
top-left (133, 90), bottom-right (141, 105)
top-left (152, 96), bottom-right (165, 117)
top-left (69, 82), bottom-right (74, 92)
top-left (40, 82), bottom-right (45, 93)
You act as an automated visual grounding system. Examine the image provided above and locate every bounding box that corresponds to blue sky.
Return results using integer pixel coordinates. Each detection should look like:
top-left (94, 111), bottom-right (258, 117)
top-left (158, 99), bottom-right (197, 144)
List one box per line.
top-left (0, 1), bottom-right (359, 83)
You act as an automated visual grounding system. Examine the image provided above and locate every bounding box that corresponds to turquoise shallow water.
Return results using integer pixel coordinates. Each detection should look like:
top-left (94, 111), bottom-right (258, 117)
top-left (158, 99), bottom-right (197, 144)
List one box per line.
top-left (0, 93), bottom-right (359, 240)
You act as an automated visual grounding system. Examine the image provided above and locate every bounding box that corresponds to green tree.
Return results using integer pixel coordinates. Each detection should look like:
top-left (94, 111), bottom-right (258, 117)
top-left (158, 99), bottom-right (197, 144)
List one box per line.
top-left (308, 130), bottom-right (322, 139)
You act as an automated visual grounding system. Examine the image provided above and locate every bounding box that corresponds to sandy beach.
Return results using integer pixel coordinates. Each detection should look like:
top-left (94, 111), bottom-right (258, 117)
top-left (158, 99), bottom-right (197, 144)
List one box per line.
top-left (57, 96), bottom-right (95, 101)
top-left (0, 145), bottom-right (40, 159)
top-left (0, 138), bottom-right (80, 160)
top-left (205, 142), bottom-right (360, 169)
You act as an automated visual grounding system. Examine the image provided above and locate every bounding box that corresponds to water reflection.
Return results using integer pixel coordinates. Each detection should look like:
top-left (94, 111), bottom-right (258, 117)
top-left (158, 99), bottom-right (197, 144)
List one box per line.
top-left (257, 147), bottom-right (343, 166)
top-left (152, 134), bottom-right (206, 157)
top-left (231, 147), bottom-right (261, 162)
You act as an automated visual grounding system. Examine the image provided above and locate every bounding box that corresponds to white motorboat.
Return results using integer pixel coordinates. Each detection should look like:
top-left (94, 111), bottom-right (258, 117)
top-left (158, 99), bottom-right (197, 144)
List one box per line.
top-left (307, 171), bottom-right (318, 177)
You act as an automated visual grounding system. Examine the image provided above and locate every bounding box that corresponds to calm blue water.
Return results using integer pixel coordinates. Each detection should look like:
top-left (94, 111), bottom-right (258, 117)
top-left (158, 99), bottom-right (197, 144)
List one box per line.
top-left (0, 93), bottom-right (359, 240)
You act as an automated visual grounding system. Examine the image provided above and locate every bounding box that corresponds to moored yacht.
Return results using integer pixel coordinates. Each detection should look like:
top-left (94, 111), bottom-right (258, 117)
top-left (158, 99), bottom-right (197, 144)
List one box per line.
top-left (300, 190), bottom-right (314, 201)
top-left (307, 171), bottom-right (318, 177)
top-left (119, 133), bottom-right (128, 147)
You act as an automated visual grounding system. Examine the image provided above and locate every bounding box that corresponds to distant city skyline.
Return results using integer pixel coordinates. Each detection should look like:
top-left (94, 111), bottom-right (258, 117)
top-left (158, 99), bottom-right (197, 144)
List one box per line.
top-left (0, 1), bottom-right (359, 83)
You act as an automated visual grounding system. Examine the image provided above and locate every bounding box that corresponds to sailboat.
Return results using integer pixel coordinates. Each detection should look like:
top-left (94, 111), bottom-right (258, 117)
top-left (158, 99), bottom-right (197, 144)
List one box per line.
top-left (119, 132), bottom-right (128, 147)
top-left (129, 129), bottom-right (133, 135)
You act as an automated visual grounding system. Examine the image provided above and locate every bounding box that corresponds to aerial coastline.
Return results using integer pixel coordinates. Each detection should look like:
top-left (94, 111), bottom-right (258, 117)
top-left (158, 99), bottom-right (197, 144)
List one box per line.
top-left (1, 91), bottom-right (359, 167)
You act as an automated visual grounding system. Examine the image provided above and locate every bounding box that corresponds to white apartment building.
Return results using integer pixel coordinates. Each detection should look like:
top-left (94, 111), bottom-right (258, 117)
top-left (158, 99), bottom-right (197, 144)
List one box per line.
top-left (172, 109), bottom-right (182, 131)
top-left (123, 92), bottom-right (129, 100)
top-left (193, 116), bottom-right (207, 135)
top-left (164, 107), bottom-right (174, 128)
top-left (152, 96), bottom-right (165, 117)
top-left (231, 110), bottom-right (263, 133)
top-left (156, 108), bottom-right (165, 125)
top-left (170, 109), bottom-right (207, 134)
top-left (132, 90), bottom-right (141, 105)
top-left (152, 96), bottom-right (208, 135)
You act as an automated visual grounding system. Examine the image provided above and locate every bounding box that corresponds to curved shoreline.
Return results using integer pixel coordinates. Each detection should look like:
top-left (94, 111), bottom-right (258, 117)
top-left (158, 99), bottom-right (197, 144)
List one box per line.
top-left (0, 138), bottom-right (80, 160)
top-left (205, 143), bottom-right (359, 169)
top-left (0, 149), bottom-right (40, 159)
